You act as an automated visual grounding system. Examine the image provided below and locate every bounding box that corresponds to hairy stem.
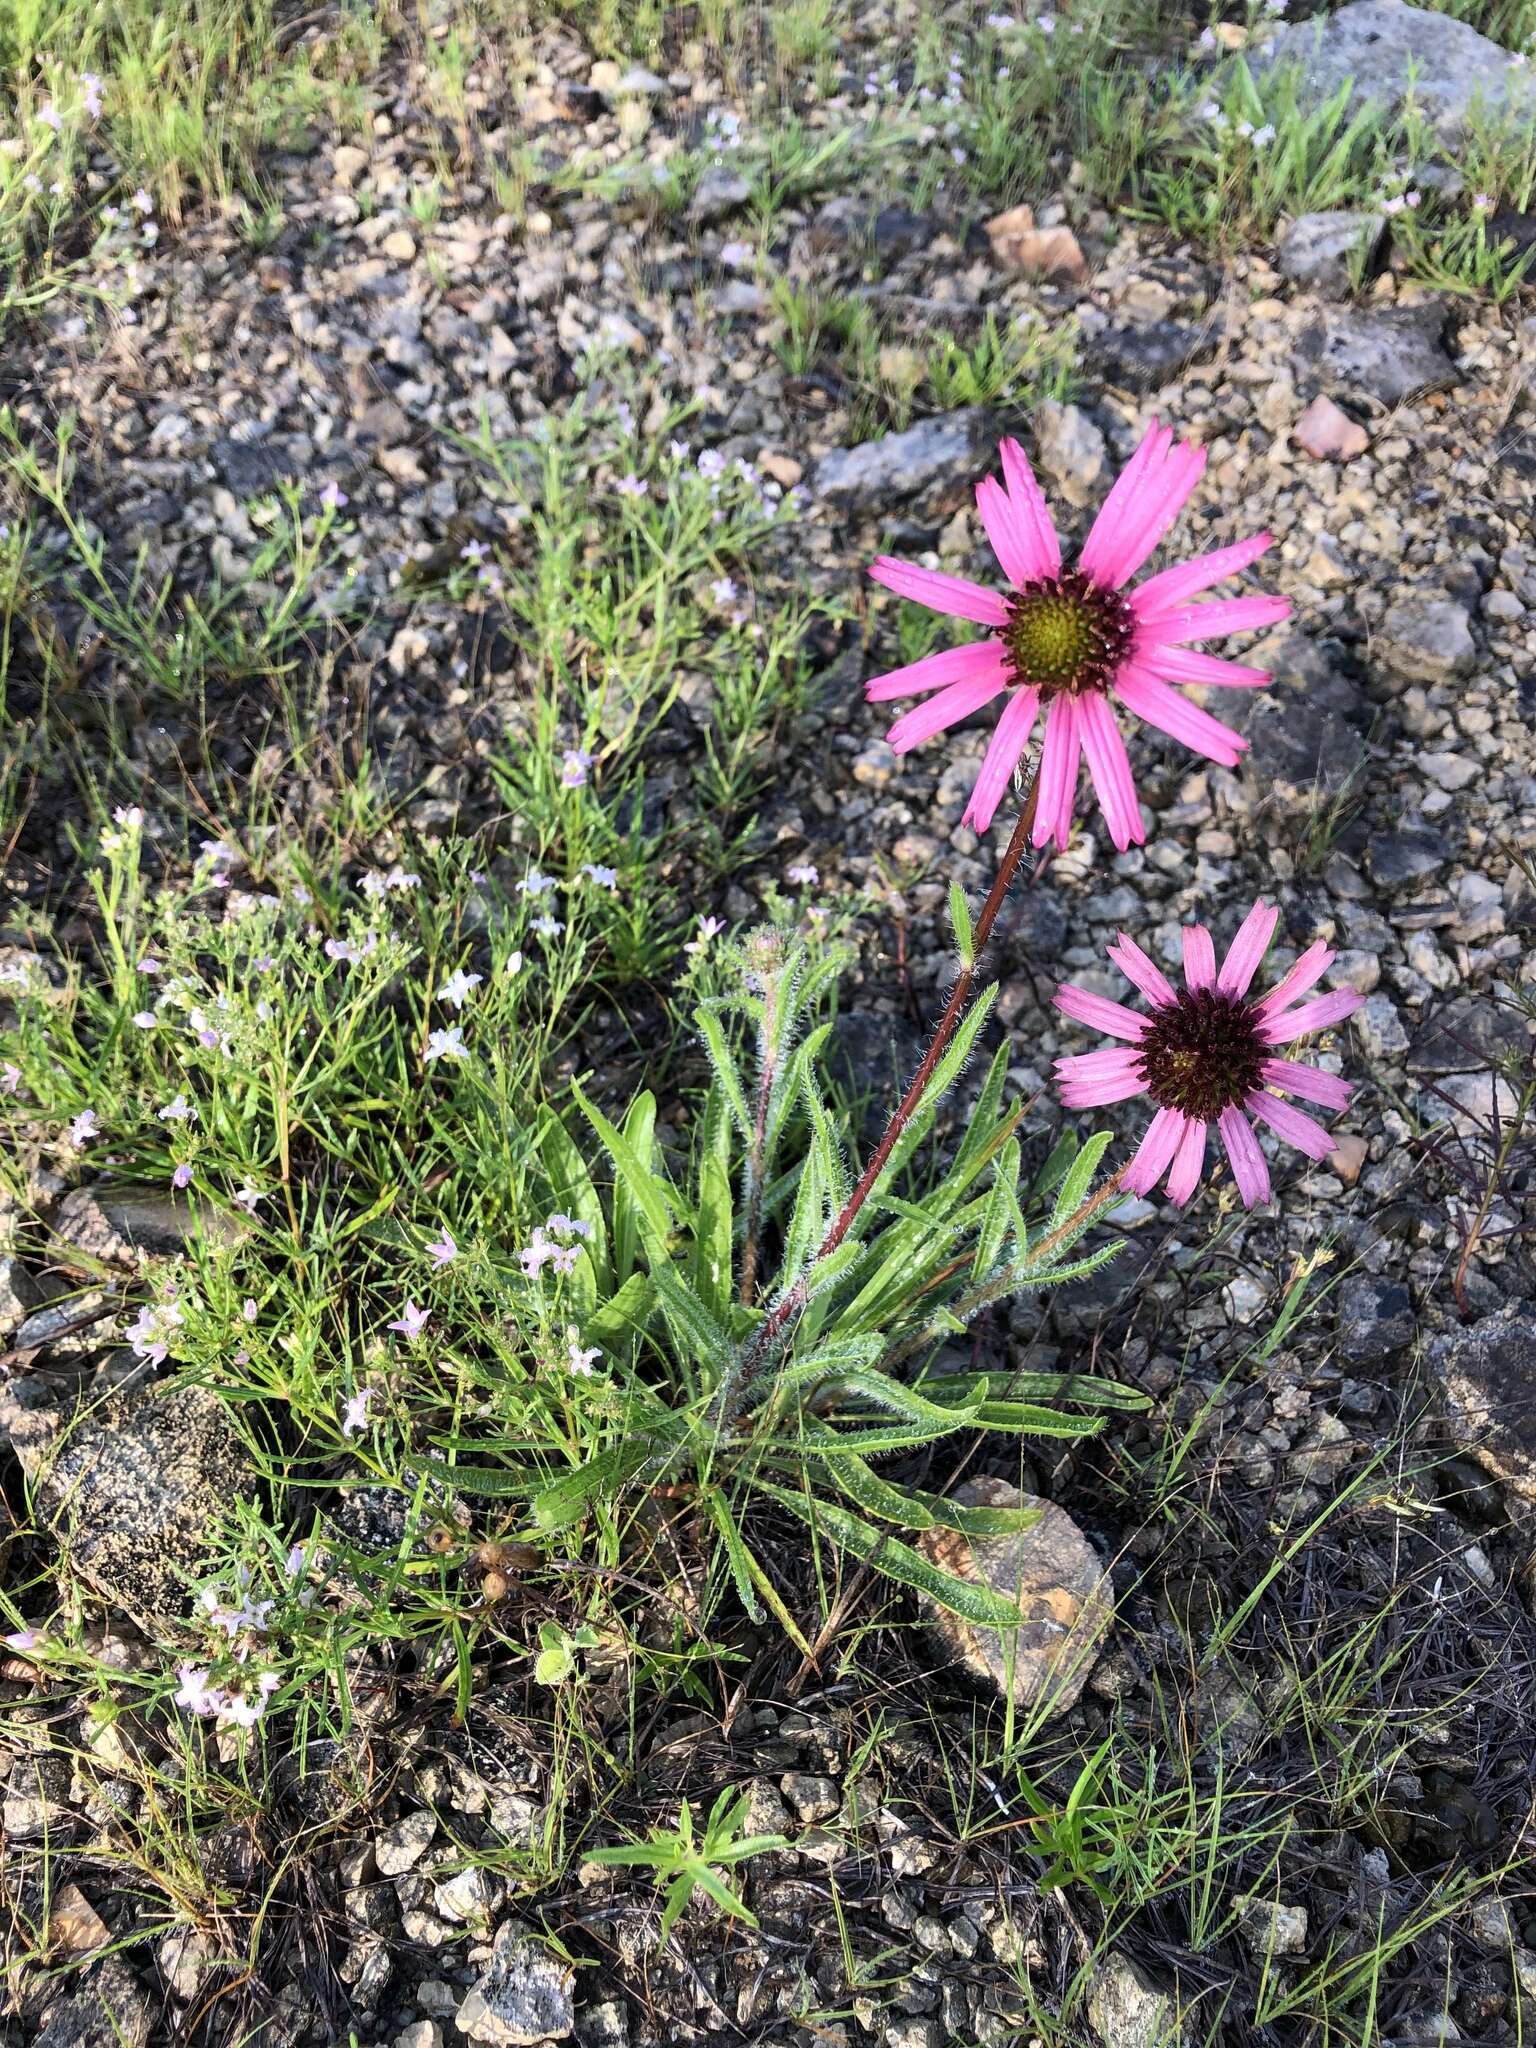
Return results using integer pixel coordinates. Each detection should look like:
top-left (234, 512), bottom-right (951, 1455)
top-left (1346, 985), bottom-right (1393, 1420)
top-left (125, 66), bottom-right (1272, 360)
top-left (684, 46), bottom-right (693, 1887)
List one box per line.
top-left (719, 769), bottom-right (1043, 1416)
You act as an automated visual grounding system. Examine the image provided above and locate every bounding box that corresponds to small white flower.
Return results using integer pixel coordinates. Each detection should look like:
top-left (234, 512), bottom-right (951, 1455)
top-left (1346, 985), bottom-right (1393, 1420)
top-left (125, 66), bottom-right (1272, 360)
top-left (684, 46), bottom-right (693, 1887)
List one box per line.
top-left (70, 1109), bottom-right (100, 1145)
top-left (425, 1025), bottom-right (468, 1063)
top-left (439, 967), bottom-right (483, 1009)
top-left (341, 1388), bottom-right (373, 1436)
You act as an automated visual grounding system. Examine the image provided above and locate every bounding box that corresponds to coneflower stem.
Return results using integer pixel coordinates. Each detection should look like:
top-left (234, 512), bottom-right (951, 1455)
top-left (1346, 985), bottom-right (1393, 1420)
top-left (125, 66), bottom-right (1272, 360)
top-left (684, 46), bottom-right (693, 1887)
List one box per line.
top-left (724, 768), bottom-right (1042, 1403)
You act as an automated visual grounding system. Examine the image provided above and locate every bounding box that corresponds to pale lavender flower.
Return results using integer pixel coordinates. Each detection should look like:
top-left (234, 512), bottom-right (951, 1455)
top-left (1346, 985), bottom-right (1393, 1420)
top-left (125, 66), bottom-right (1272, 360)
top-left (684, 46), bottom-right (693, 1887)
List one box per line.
top-left (697, 449), bottom-right (727, 480)
top-left (425, 1025), bottom-right (468, 1062)
top-left (388, 1300), bottom-right (430, 1341)
top-left (242, 1298), bottom-right (258, 1322)
top-left (232, 1185), bottom-right (262, 1214)
top-left (38, 102), bottom-right (63, 132)
top-left (581, 863), bottom-right (618, 890)
top-left (439, 967), bottom-right (483, 1008)
top-left (545, 1213), bottom-right (594, 1240)
top-left (668, 438), bottom-right (691, 461)
top-left (172, 1163), bottom-right (194, 1190)
top-left (69, 1109), bottom-right (99, 1146)
top-left (615, 473), bottom-right (648, 498)
top-left (561, 748), bottom-right (593, 787)
top-left (1, 1063), bottom-right (20, 1093)
top-left (131, 187), bottom-right (154, 214)
top-left (138, 957), bottom-right (161, 974)
top-left (114, 804), bottom-right (144, 828)
top-left (158, 1094), bottom-right (197, 1123)
top-left (217, 1670), bottom-right (280, 1729)
top-left (133, 1010), bottom-right (157, 1029)
top-left (319, 480), bottom-right (348, 510)
top-left (460, 539), bottom-right (490, 562)
top-left (786, 862), bottom-right (819, 885)
top-left (425, 1227), bottom-right (458, 1267)
top-left (505, 949), bottom-right (524, 975)
top-left (519, 1228), bottom-right (555, 1278)
top-left (532, 915), bottom-right (563, 937)
top-left (5, 1628), bottom-right (42, 1652)
top-left (567, 1331), bottom-right (601, 1377)
top-left (519, 869), bottom-right (556, 897)
top-left (80, 72), bottom-right (104, 118)
top-left (710, 575), bottom-right (738, 606)
top-left (173, 1663), bottom-right (223, 1716)
top-left (684, 916), bottom-right (725, 956)
top-left (341, 1387), bottom-right (373, 1436)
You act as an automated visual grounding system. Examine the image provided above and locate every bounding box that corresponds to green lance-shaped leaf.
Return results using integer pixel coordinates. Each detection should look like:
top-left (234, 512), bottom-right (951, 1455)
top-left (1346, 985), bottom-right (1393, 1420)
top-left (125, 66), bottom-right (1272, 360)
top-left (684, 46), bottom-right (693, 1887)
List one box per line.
top-left (948, 878), bottom-right (975, 970)
top-left (760, 1484), bottom-right (1025, 1626)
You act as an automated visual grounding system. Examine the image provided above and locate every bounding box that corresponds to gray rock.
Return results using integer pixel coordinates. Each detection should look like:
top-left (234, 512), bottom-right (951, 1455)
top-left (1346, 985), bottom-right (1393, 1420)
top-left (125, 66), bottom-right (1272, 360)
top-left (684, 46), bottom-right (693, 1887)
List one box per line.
top-left (1293, 304), bottom-right (1456, 406)
top-left (456, 1922), bottom-right (575, 2044)
top-left (1375, 595), bottom-right (1476, 682)
top-left (28, 1384), bottom-right (258, 1615)
top-left (1095, 321), bottom-right (1217, 392)
top-left (1227, 637), bottom-right (1369, 804)
top-left (1031, 400), bottom-right (1108, 506)
top-left (689, 167), bottom-right (752, 224)
top-left (376, 1809), bottom-right (437, 1876)
top-left (1086, 1952), bottom-right (1188, 2048)
top-left (915, 1478), bottom-right (1112, 1712)
top-left (780, 1771), bottom-right (840, 1822)
top-left (1277, 210), bottom-right (1384, 294)
top-left (813, 408), bottom-right (992, 510)
top-left (1430, 1314), bottom-right (1536, 1502)
top-left (1335, 1274), bottom-right (1415, 1364)
top-left (1255, 1), bottom-right (1536, 143)
top-left (213, 436), bottom-right (298, 499)
top-left (1408, 1000), bottom-right (1531, 1075)
top-left (1366, 828), bottom-right (1447, 888)
top-left (52, 1185), bottom-right (250, 1266)
top-left (1238, 1897), bottom-right (1309, 1959)
top-left (811, 197), bottom-right (936, 256)
top-left (0, 1254), bottom-right (32, 1341)
top-left (35, 1958), bottom-right (153, 2048)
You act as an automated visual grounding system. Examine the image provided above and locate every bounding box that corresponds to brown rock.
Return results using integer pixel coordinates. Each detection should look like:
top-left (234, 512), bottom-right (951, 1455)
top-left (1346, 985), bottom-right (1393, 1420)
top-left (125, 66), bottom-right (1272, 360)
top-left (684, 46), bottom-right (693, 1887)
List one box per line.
top-left (1329, 1132), bottom-right (1368, 1184)
top-left (916, 1477), bottom-right (1112, 1712)
top-left (756, 449), bottom-right (803, 488)
top-left (1292, 394), bottom-right (1370, 461)
top-left (984, 205), bottom-right (1088, 284)
top-left (48, 1884), bottom-right (111, 1958)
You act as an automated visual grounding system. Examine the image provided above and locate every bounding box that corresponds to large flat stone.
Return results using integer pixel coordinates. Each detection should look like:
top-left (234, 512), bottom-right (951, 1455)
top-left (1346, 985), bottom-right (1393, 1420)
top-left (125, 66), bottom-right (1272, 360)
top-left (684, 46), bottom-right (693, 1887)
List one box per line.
top-left (1255, 1), bottom-right (1536, 143)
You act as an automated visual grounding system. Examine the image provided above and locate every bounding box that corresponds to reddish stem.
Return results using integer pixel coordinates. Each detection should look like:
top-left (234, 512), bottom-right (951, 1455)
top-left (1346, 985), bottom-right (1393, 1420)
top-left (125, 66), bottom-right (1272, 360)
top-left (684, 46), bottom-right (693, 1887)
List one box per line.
top-left (724, 770), bottom-right (1042, 1402)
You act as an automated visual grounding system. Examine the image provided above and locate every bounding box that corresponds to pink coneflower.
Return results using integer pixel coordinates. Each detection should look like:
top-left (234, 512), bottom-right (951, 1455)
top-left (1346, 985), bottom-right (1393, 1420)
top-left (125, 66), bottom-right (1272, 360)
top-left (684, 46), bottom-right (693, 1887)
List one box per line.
top-left (865, 425), bottom-right (1289, 846)
top-left (1053, 901), bottom-right (1359, 1207)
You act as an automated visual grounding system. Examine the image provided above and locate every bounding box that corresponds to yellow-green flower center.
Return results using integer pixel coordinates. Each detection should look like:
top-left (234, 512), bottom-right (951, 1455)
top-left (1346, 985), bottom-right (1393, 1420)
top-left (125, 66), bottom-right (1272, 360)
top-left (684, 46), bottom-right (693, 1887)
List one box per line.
top-left (1002, 570), bottom-right (1134, 699)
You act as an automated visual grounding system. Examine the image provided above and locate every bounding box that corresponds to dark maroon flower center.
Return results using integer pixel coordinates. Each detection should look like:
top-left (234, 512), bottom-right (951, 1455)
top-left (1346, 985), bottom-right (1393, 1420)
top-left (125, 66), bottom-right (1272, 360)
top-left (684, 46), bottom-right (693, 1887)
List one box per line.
top-left (1138, 987), bottom-right (1267, 1121)
top-left (1002, 570), bottom-right (1134, 700)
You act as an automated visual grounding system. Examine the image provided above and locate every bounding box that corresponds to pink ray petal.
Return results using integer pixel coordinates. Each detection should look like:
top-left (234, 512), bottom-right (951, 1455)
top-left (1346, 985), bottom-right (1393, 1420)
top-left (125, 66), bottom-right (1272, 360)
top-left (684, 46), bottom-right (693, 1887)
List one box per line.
top-left (1032, 694), bottom-right (1081, 850)
top-left (1253, 940), bottom-right (1333, 1017)
top-left (1182, 923), bottom-right (1216, 990)
top-left (962, 686), bottom-right (1040, 833)
top-left (869, 558), bottom-right (1012, 626)
top-left (865, 638), bottom-right (1007, 703)
top-left (1057, 1063), bottom-right (1149, 1109)
top-left (1218, 1106), bottom-right (1272, 1208)
top-left (998, 437), bottom-right (1062, 580)
top-left (1107, 933), bottom-right (1177, 1008)
top-left (1054, 982), bottom-right (1148, 1042)
top-left (1259, 1057), bottom-right (1352, 1112)
top-left (1246, 1090), bottom-right (1335, 1160)
top-left (1094, 441), bottom-right (1209, 591)
top-left (1077, 692), bottom-right (1145, 851)
top-left (1135, 594), bottom-right (1292, 648)
top-left (1258, 989), bottom-right (1361, 1046)
top-left (1141, 645), bottom-right (1273, 689)
top-left (1164, 1115), bottom-right (1209, 1204)
top-left (1217, 899), bottom-right (1278, 997)
top-left (1055, 1047), bottom-right (1148, 1108)
top-left (1122, 1106), bottom-right (1187, 1197)
top-left (1076, 422), bottom-right (1171, 585)
top-left (1129, 531), bottom-right (1276, 617)
top-left (1114, 663), bottom-right (1247, 769)
top-left (886, 668), bottom-right (1007, 753)
top-left (976, 476), bottom-right (1042, 591)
